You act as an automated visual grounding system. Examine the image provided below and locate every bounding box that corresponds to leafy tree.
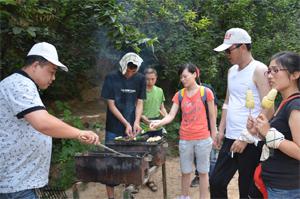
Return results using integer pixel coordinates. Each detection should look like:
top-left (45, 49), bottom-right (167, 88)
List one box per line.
top-left (0, 0), bottom-right (156, 99)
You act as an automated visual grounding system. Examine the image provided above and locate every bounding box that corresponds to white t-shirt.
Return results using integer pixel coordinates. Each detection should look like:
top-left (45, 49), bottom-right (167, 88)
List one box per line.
top-left (0, 71), bottom-right (52, 193)
top-left (226, 60), bottom-right (265, 139)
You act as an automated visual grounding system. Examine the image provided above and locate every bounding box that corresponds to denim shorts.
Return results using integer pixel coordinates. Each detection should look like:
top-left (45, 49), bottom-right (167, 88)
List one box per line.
top-left (0, 189), bottom-right (38, 199)
top-left (267, 186), bottom-right (300, 199)
top-left (179, 137), bottom-right (212, 174)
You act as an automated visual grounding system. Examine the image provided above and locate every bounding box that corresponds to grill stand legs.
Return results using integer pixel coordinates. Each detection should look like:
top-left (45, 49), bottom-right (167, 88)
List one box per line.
top-left (162, 163), bottom-right (167, 199)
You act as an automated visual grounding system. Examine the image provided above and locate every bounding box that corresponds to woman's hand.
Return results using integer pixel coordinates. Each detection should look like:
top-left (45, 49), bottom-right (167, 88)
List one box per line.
top-left (149, 120), bottom-right (162, 130)
top-left (256, 113), bottom-right (270, 137)
top-left (246, 115), bottom-right (258, 135)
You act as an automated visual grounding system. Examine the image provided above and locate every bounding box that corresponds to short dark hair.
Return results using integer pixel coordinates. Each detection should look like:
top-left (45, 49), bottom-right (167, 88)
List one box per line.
top-left (178, 62), bottom-right (200, 84)
top-left (144, 67), bottom-right (157, 76)
top-left (127, 62), bottom-right (137, 69)
top-left (24, 55), bottom-right (49, 67)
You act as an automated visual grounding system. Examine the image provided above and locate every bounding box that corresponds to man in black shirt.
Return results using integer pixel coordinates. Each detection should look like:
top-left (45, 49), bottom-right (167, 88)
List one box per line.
top-left (101, 52), bottom-right (146, 199)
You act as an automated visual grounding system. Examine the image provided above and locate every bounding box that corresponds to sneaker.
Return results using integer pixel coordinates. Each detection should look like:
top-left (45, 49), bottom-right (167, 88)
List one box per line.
top-left (190, 176), bottom-right (199, 187)
top-left (125, 184), bottom-right (139, 194)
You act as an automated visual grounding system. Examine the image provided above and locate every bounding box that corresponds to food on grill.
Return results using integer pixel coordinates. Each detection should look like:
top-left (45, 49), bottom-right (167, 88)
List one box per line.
top-left (115, 136), bottom-right (124, 140)
top-left (114, 135), bottom-right (149, 142)
top-left (146, 136), bottom-right (162, 142)
top-left (245, 89), bottom-right (255, 109)
top-left (261, 89), bottom-right (278, 109)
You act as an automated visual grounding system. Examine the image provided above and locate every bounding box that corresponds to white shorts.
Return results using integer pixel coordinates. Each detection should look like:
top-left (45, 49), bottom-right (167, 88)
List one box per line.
top-left (179, 137), bottom-right (213, 174)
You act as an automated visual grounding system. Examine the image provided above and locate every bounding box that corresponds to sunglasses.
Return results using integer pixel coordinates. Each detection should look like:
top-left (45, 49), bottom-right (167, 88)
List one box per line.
top-left (264, 67), bottom-right (288, 77)
top-left (225, 44), bottom-right (242, 54)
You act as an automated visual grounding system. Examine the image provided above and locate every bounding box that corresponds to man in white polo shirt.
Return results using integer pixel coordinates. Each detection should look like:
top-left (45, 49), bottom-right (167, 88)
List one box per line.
top-left (209, 28), bottom-right (273, 198)
top-left (0, 42), bottom-right (99, 199)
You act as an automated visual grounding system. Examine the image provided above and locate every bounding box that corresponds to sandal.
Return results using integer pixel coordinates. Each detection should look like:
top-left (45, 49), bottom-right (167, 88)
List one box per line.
top-left (146, 181), bottom-right (158, 192)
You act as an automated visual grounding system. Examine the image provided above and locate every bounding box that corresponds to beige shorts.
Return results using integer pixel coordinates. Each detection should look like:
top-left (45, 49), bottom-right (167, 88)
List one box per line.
top-left (179, 137), bottom-right (212, 174)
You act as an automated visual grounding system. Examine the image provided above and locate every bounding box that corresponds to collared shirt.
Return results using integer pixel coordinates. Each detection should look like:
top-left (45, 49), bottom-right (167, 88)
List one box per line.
top-left (0, 71), bottom-right (52, 193)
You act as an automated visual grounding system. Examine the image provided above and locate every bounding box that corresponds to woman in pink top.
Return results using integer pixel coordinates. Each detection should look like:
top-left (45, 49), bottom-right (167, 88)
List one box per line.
top-left (150, 63), bottom-right (218, 199)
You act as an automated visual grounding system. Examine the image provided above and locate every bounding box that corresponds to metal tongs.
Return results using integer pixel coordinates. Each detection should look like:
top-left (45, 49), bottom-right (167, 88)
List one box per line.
top-left (80, 135), bottom-right (132, 157)
top-left (96, 142), bottom-right (132, 157)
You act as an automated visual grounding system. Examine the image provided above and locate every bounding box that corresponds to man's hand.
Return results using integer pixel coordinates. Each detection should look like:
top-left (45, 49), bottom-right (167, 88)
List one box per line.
top-left (77, 130), bottom-right (99, 145)
top-left (125, 122), bottom-right (134, 138)
top-left (215, 130), bottom-right (224, 149)
top-left (230, 140), bottom-right (248, 153)
top-left (211, 131), bottom-right (218, 149)
top-left (133, 121), bottom-right (142, 137)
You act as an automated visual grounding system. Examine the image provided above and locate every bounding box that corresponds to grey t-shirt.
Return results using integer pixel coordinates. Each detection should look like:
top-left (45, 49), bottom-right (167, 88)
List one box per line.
top-left (0, 71), bottom-right (52, 193)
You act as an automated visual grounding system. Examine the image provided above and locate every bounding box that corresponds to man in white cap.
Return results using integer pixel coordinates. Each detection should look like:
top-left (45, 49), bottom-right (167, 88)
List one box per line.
top-left (0, 42), bottom-right (99, 199)
top-left (101, 52), bottom-right (146, 199)
top-left (209, 28), bottom-right (273, 198)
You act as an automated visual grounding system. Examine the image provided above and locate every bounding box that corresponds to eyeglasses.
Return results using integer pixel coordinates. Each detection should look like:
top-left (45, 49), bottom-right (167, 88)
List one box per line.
top-left (264, 68), bottom-right (288, 76)
top-left (225, 44), bottom-right (242, 54)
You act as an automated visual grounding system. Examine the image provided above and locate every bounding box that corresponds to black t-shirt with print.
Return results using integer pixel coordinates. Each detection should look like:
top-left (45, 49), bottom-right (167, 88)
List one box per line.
top-left (101, 70), bottom-right (146, 136)
top-left (262, 94), bottom-right (300, 189)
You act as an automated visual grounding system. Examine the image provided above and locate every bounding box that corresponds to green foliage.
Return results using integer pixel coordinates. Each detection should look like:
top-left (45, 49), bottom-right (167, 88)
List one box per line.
top-left (0, 0), bottom-right (155, 99)
top-left (119, 0), bottom-right (300, 100)
top-left (50, 101), bottom-right (95, 189)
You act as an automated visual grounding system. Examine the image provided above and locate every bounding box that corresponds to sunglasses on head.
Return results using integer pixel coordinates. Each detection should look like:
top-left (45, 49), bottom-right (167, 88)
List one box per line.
top-left (225, 44), bottom-right (242, 54)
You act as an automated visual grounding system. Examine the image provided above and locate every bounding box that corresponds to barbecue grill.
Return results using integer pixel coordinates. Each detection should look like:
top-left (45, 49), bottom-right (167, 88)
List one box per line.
top-left (74, 139), bottom-right (168, 199)
top-left (75, 151), bottom-right (151, 185)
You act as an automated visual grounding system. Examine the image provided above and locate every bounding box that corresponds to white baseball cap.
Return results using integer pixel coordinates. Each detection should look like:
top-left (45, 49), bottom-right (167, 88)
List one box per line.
top-left (214, 28), bottom-right (251, 52)
top-left (119, 52), bottom-right (143, 75)
top-left (27, 42), bottom-right (68, 72)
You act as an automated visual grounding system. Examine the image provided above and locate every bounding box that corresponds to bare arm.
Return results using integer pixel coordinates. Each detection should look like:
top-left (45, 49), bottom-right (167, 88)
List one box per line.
top-left (107, 99), bottom-right (132, 136)
top-left (208, 100), bottom-right (217, 141)
top-left (218, 88), bottom-right (229, 136)
top-left (107, 99), bottom-right (129, 127)
top-left (253, 64), bottom-right (274, 118)
top-left (278, 110), bottom-right (300, 160)
top-left (24, 110), bottom-right (99, 144)
top-left (150, 103), bottom-right (179, 129)
top-left (141, 115), bottom-right (151, 124)
top-left (160, 103), bottom-right (168, 117)
top-left (133, 99), bottom-right (143, 134)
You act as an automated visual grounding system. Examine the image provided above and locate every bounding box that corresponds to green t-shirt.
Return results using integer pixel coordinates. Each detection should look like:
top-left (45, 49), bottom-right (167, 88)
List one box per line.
top-left (141, 85), bottom-right (165, 130)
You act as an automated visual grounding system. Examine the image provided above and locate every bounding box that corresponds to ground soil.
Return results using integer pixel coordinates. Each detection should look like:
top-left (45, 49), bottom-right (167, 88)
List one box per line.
top-left (64, 99), bottom-right (239, 199)
top-left (67, 158), bottom-right (239, 199)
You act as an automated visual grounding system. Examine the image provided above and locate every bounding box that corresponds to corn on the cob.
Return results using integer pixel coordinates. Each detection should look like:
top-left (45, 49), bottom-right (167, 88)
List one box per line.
top-left (245, 89), bottom-right (255, 109)
top-left (261, 89), bottom-right (278, 109)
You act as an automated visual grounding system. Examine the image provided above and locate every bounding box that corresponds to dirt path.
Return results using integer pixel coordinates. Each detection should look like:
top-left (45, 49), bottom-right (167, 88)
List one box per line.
top-left (67, 157), bottom-right (239, 199)
top-left (65, 99), bottom-right (239, 198)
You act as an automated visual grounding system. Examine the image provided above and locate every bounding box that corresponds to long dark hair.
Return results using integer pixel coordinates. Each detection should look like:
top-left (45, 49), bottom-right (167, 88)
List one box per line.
top-left (271, 51), bottom-right (300, 89)
top-left (178, 63), bottom-right (201, 84)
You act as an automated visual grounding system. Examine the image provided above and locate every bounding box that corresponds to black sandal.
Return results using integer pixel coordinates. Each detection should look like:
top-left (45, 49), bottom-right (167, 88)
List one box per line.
top-left (146, 181), bottom-right (158, 192)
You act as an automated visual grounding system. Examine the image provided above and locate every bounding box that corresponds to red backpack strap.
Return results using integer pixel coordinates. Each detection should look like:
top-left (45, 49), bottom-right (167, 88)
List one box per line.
top-left (275, 94), bottom-right (300, 116)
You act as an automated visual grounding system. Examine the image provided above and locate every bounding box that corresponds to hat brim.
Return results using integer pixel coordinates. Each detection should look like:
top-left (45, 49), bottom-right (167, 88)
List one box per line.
top-left (214, 43), bottom-right (232, 52)
top-left (42, 55), bottom-right (68, 72)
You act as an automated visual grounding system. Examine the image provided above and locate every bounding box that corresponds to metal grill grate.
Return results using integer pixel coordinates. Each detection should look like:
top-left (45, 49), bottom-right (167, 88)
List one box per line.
top-left (36, 186), bottom-right (68, 199)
